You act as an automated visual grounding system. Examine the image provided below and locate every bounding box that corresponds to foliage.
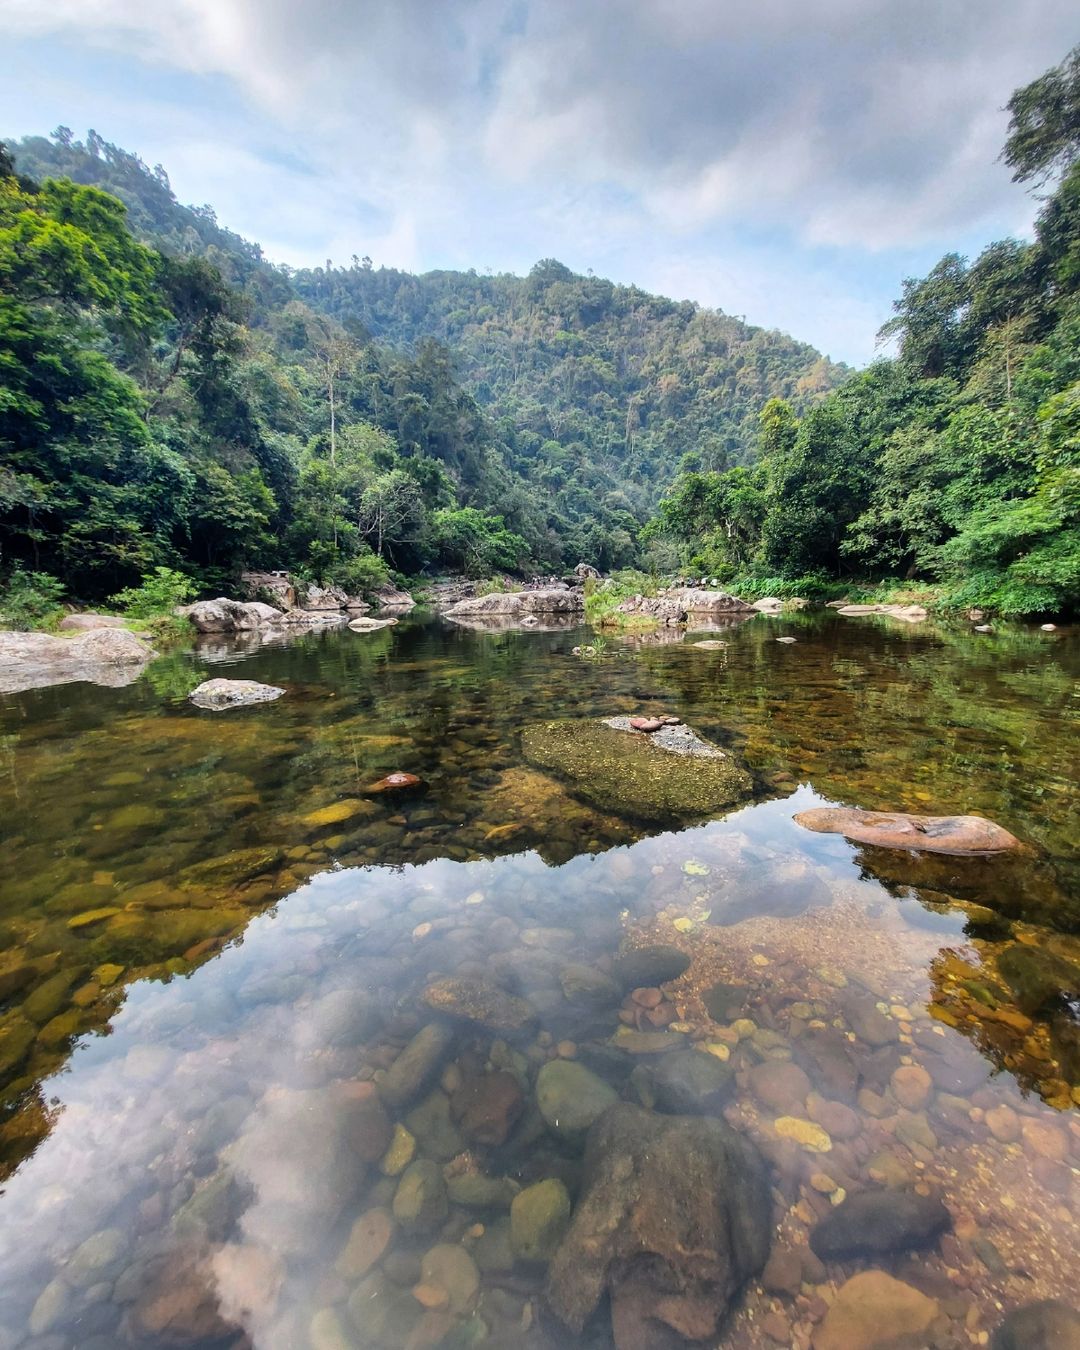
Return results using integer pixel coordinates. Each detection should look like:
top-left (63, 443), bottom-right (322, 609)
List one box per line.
top-left (643, 46), bottom-right (1080, 618)
top-left (0, 569), bottom-right (65, 630)
top-left (583, 569), bottom-right (659, 627)
top-left (110, 566), bottom-right (196, 618)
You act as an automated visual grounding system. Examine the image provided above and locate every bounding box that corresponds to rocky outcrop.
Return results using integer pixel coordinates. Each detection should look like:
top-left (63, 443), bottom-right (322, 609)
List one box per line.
top-left (521, 717), bottom-right (753, 823)
top-left (188, 679), bottom-right (286, 711)
top-left (372, 583), bottom-right (415, 612)
top-left (574, 562), bottom-right (601, 580)
top-left (444, 588), bottom-right (584, 621)
top-left (546, 1104), bottom-right (771, 1348)
top-left (0, 628), bottom-right (155, 694)
top-left (794, 807), bottom-right (1022, 855)
top-left (240, 570), bottom-right (297, 609)
top-left (57, 613), bottom-right (129, 631)
top-left (613, 587), bottom-right (755, 626)
top-left (183, 598), bottom-right (287, 632)
top-left (300, 583), bottom-right (369, 613)
top-left (836, 603), bottom-right (927, 622)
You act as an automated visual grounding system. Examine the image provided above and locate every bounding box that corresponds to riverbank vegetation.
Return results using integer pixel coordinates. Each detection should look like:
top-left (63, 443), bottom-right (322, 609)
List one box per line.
top-left (643, 48), bottom-right (1080, 617)
top-left (2, 47), bottom-right (1078, 619)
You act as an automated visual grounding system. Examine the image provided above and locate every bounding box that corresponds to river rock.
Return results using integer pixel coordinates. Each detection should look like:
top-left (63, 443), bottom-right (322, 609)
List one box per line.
top-left (536, 1059), bottom-right (619, 1143)
top-left (995, 943), bottom-right (1080, 1014)
top-left (335, 1208), bottom-right (394, 1278)
top-left (188, 678), bottom-right (286, 710)
top-left (814, 1270), bottom-right (938, 1350)
top-left (749, 1060), bottom-right (812, 1113)
top-left (521, 718), bottom-right (753, 823)
top-left (559, 964), bottom-right (621, 1006)
top-left (419, 1244), bottom-right (480, 1315)
top-left (392, 1160), bottom-right (447, 1232)
top-left (511, 1179), bottom-right (572, 1264)
top-left (404, 1089), bottom-right (465, 1160)
top-left (546, 1104), bottom-right (771, 1347)
top-left (58, 613), bottom-right (128, 631)
top-left (794, 807), bottom-right (1021, 854)
top-left (125, 1252), bottom-right (238, 1344)
top-left (810, 1188), bottom-right (951, 1259)
top-left (446, 1174), bottom-right (518, 1209)
top-left (422, 978), bottom-right (536, 1034)
top-left (0, 628), bottom-right (155, 694)
top-left (379, 1024), bottom-right (456, 1108)
top-left (990, 1299), bottom-right (1080, 1349)
top-left (450, 1070), bottom-right (524, 1146)
top-left (445, 588), bottom-right (584, 619)
top-left (348, 616), bottom-right (397, 632)
top-left (643, 1049), bottom-right (735, 1114)
top-left (612, 944), bottom-right (690, 989)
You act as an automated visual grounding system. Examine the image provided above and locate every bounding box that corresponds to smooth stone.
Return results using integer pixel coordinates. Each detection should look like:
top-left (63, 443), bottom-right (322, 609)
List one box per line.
top-left (335, 1208), bottom-right (394, 1279)
top-left (559, 964), bottom-right (621, 1006)
top-left (890, 1064), bottom-right (932, 1110)
top-left (990, 1299), bottom-right (1080, 1350)
top-left (609, 1025), bottom-right (686, 1054)
top-left (536, 1059), bottom-right (619, 1143)
top-left (774, 1116), bottom-right (832, 1152)
top-left (421, 978), bottom-right (536, 1034)
top-left (392, 1161), bottom-right (448, 1233)
top-left (309, 1307), bottom-right (357, 1350)
top-left (814, 1271), bottom-right (938, 1350)
top-left (404, 1090), bottom-right (466, 1161)
top-left (419, 1244), bottom-right (480, 1316)
top-left (445, 1174), bottom-right (518, 1210)
top-left (643, 1049), bottom-right (735, 1114)
top-left (450, 1070), bottom-right (524, 1147)
top-left (810, 1189), bottom-right (951, 1260)
top-left (794, 807), bottom-right (1021, 854)
top-left (510, 1179), bottom-right (572, 1264)
top-left (379, 1124), bottom-right (417, 1176)
top-left (379, 1023), bottom-right (456, 1109)
top-left (612, 944), bottom-right (691, 990)
top-left (749, 1060), bottom-right (812, 1113)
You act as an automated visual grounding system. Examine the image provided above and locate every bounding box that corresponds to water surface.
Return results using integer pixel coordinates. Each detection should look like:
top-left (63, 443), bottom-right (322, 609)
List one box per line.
top-left (0, 611), bottom-right (1077, 1348)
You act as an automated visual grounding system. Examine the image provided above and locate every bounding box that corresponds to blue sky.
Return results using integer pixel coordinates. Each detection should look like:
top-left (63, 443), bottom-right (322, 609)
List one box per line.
top-left (2, 0), bottom-right (1077, 364)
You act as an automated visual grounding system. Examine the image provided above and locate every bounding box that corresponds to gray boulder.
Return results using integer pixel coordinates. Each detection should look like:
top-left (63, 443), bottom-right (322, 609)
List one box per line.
top-left (58, 613), bottom-right (128, 631)
top-left (445, 588), bottom-right (585, 619)
top-left (547, 1104), bottom-right (771, 1347)
top-left (0, 628), bottom-right (155, 694)
top-left (188, 678), bottom-right (286, 710)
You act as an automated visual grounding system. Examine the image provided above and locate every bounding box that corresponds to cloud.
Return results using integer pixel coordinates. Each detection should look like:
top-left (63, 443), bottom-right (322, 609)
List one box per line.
top-left (2, 0), bottom-right (1077, 361)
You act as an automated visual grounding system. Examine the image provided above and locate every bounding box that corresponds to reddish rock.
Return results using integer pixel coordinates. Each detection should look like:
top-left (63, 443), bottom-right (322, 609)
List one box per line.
top-left (749, 1061), bottom-right (812, 1114)
top-left (891, 1065), bottom-right (933, 1111)
top-left (806, 1093), bottom-right (861, 1141)
top-left (450, 1071), bottom-right (525, 1147)
top-left (337, 1081), bottom-right (394, 1162)
top-left (794, 807), bottom-right (1021, 855)
top-left (629, 717), bottom-right (663, 732)
top-left (368, 772), bottom-right (424, 793)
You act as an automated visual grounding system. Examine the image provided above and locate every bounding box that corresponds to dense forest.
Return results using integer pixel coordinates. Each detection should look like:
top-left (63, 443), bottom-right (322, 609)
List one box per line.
top-left (1, 132), bottom-right (839, 608)
top-left (644, 48), bottom-right (1080, 616)
top-left (3, 45), bottom-right (1078, 617)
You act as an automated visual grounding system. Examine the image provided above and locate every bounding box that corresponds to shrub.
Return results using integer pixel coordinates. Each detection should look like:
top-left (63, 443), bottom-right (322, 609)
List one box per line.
top-left (110, 567), bottom-right (197, 619)
top-left (0, 569), bottom-right (66, 630)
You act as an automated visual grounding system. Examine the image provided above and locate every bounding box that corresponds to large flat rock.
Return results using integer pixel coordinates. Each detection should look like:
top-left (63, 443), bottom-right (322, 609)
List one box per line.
top-left (0, 629), bottom-right (155, 694)
top-left (521, 717), bottom-right (753, 822)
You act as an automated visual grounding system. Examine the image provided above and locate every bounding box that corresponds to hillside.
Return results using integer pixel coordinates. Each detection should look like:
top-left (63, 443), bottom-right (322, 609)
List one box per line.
top-left (10, 134), bottom-right (847, 548)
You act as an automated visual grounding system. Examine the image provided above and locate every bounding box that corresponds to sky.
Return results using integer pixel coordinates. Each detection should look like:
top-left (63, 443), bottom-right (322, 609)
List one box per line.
top-left (2, 1), bottom-right (1077, 365)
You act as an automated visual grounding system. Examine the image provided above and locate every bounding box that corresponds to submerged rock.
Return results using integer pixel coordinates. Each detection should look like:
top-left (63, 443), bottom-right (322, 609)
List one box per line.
top-left (810, 1188), bottom-right (951, 1259)
top-left (368, 772), bottom-right (424, 794)
top-left (188, 678), bottom-right (286, 710)
top-left (990, 1299), bottom-right (1080, 1350)
top-left (814, 1270), bottom-right (938, 1350)
top-left (522, 717), bottom-right (753, 823)
top-left (612, 943), bottom-right (690, 989)
top-left (638, 1048), bottom-right (735, 1114)
top-left (379, 1023), bottom-right (456, 1109)
top-left (511, 1179), bottom-right (572, 1264)
top-left (422, 978), bottom-right (536, 1034)
top-left (546, 1103), bottom-right (770, 1347)
top-left (794, 806), bottom-right (1021, 855)
top-left (536, 1059), bottom-right (619, 1143)
top-left (996, 943), bottom-right (1080, 1014)
top-left (393, 1160), bottom-right (448, 1232)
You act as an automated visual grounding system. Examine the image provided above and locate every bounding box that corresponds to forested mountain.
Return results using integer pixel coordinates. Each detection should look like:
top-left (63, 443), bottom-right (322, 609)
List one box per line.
top-left (7, 132), bottom-right (845, 582)
top-left (645, 47), bottom-right (1080, 616)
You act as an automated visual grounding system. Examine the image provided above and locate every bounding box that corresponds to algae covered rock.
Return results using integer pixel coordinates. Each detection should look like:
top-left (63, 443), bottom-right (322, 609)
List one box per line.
top-left (511, 1179), bottom-right (572, 1263)
top-left (521, 718), bottom-right (753, 822)
top-left (536, 1059), bottom-right (619, 1143)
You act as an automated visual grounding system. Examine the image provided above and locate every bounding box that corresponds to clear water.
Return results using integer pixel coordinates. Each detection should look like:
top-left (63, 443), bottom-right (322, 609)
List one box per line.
top-left (0, 611), bottom-right (1077, 1348)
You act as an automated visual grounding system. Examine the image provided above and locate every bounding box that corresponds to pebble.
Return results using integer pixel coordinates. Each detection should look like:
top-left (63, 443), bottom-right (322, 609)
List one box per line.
top-left (774, 1116), bottom-right (832, 1153)
top-left (890, 1064), bottom-right (932, 1111)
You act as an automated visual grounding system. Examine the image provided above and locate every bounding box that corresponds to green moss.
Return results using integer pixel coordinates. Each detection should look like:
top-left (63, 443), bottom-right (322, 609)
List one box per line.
top-left (521, 718), bottom-right (753, 823)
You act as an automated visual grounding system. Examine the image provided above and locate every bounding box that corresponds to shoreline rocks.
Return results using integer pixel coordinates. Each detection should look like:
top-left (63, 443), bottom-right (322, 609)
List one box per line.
top-left (0, 628), bottom-right (156, 694)
top-left (612, 587), bottom-right (755, 627)
top-left (443, 588), bottom-right (585, 623)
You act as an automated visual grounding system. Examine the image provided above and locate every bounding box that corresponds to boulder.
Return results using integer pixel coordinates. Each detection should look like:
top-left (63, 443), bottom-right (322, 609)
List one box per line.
top-left (183, 597), bottom-right (286, 632)
top-left (991, 1299), bottom-right (1080, 1350)
top-left (536, 1059), bottom-right (619, 1142)
top-left (240, 570), bottom-right (297, 609)
top-left (348, 616), bottom-right (398, 632)
top-left (835, 603), bottom-right (927, 622)
top-left (373, 583), bottom-right (415, 612)
top-left (58, 613), bottom-right (128, 631)
top-left (188, 679), bottom-right (286, 710)
top-left (574, 562), bottom-right (601, 580)
top-left (547, 1104), bottom-right (771, 1347)
top-left (444, 588), bottom-right (585, 619)
top-left (521, 717), bottom-right (753, 823)
top-left (814, 1271), bottom-right (938, 1350)
top-left (752, 597), bottom-right (784, 612)
top-left (810, 1189), bottom-right (950, 1259)
top-left (0, 628), bottom-right (156, 694)
top-left (794, 807), bottom-right (1021, 855)
top-left (421, 978), bottom-right (536, 1034)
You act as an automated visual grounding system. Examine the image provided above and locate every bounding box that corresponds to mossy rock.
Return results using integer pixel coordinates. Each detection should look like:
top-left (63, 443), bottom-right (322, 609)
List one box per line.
top-left (520, 719), bottom-right (753, 823)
